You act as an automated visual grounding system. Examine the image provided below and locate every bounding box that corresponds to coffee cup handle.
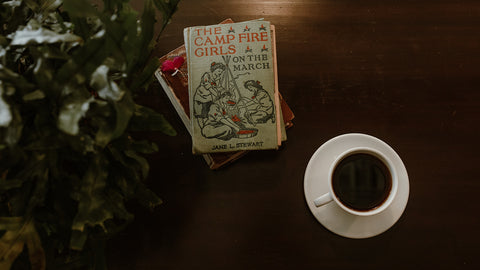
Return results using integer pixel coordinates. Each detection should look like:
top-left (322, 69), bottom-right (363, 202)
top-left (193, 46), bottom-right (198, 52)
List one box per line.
top-left (314, 192), bottom-right (333, 207)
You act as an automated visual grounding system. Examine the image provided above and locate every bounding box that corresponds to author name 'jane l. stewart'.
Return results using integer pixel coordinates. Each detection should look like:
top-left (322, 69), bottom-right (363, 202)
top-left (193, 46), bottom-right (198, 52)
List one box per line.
top-left (211, 141), bottom-right (265, 151)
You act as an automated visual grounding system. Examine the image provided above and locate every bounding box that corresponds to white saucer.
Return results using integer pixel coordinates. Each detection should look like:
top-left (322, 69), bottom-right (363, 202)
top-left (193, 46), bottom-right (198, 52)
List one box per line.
top-left (304, 133), bottom-right (409, 239)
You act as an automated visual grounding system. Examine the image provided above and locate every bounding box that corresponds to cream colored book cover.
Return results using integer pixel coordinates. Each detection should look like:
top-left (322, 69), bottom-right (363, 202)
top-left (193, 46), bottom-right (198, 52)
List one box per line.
top-left (184, 20), bottom-right (278, 154)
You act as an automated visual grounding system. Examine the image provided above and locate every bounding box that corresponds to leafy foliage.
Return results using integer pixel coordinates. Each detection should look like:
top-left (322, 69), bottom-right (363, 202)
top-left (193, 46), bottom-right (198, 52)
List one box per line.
top-left (0, 0), bottom-right (180, 269)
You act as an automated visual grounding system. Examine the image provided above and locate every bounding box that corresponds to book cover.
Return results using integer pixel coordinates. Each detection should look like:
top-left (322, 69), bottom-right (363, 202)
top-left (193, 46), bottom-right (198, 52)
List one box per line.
top-left (184, 20), bottom-right (279, 154)
top-left (155, 19), bottom-right (295, 169)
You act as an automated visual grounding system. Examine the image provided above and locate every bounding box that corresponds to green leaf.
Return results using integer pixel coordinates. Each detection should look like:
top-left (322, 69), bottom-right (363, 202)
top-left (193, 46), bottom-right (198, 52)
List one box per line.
top-left (0, 229), bottom-right (24, 270)
top-left (0, 64), bottom-right (35, 91)
top-left (62, 0), bottom-right (99, 18)
top-left (70, 155), bottom-right (134, 250)
top-left (0, 177), bottom-right (24, 192)
top-left (24, 221), bottom-right (46, 270)
top-left (35, 45), bottom-right (70, 60)
top-left (0, 227), bottom-right (25, 270)
top-left (0, 36), bottom-right (7, 46)
top-left (32, 57), bottom-right (56, 93)
top-left (129, 56), bottom-right (160, 91)
top-left (0, 217), bottom-right (24, 231)
top-left (117, 4), bottom-right (140, 69)
top-left (136, 0), bottom-right (156, 66)
top-left (38, 0), bottom-right (63, 13)
top-left (22, 90), bottom-right (45, 101)
top-left (153, 0), bottom-right (181, 27)
top-left (71, 156), bottom-right (112, 233)
top-left (124, 150), bottom-right (149, 179)
top-left (69, 229), bottom-right (88, 251)
top-left (1, 0), bottom-right (30, 34)
top-left (68, 17), bottom-right (100, 40)
top-left (0, 219), bottom-right (46, 270)
top-left (103, 0), bottom-right (131, 13)
top-left (130, 104), bottom-right (176, 135)
top-left (105, 189), bottom-right (133, 222)
top-left (131, 139), bottom-right (159, 154)
top-left (94, 90), bottom-right (135, 147)
top-left (110, 90), bottom-right (135, 138)
top-left (135, 184), bottom-right (162, 210)
top-left (55, 34), bottom-right (108, 85)
top-left (25, 167), bottom-right (49, 216)
top-left (23, 0), bottom-right (40, 12)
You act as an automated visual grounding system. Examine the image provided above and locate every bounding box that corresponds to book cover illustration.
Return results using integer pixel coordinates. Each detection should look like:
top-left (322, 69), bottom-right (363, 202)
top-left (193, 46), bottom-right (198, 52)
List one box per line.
top-left (185, 21), bottom-right (278, 154)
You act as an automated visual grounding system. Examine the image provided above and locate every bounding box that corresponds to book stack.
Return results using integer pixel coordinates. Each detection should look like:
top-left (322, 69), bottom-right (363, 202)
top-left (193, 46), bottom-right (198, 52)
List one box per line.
top-left (155, 19), bottom-right (294, 169)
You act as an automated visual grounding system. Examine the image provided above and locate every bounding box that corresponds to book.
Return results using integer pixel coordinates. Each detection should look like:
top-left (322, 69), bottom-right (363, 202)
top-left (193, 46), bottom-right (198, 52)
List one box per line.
top-left (184, 20), bottom-right (280, 154)
top-left (155, 19), bottom-right (294, 169)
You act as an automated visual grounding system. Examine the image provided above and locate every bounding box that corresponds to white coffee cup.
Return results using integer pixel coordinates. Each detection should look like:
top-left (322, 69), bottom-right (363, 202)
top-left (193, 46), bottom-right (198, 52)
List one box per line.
top-left (313, 147), bottom-right (398, 216)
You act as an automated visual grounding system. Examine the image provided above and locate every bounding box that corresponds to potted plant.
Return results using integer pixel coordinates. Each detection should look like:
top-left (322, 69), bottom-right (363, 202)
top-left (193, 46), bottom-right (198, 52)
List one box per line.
top-left (0, 0), bottom-right (179, 268)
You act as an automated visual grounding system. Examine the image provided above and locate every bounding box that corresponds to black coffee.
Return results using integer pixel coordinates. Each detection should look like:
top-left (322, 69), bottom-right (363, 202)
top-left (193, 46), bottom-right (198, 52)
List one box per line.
top-left (332, 153), bottom-right (392, 211)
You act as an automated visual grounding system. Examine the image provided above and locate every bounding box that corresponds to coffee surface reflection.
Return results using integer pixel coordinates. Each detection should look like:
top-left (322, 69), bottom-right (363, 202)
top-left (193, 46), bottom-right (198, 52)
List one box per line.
top-left (332, 153), bottom-right (392, 211)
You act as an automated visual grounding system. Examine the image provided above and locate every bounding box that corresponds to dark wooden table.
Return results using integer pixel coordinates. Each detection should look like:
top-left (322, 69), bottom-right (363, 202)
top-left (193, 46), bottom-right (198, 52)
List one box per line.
top-left (108, 0), bottom-right (480, 269)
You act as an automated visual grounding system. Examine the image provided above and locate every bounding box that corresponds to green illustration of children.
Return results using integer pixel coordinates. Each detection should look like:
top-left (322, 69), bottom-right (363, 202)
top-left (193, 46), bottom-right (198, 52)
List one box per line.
top-left (210, 61), bottom-right (238, 102)
top-left (193, 72), bottom-right (218, 128)
top-left (201, 95), bottom-right (242, 140)
top-left (194, 60), bottom-right (275, 141)
top-left (241, 80), bottom-right (275, 124)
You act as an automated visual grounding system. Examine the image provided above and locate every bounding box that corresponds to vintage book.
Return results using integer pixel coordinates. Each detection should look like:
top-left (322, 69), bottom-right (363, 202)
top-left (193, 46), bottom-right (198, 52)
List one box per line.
top-left (155, 19), bottom-right (294, 169)
top-left (184, 20), bottom-right (280, 154)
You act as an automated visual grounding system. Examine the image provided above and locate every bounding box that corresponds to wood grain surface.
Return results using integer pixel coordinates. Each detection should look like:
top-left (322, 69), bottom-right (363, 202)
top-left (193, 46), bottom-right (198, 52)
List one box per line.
top-left (107, 1), bottom-right (480, 269)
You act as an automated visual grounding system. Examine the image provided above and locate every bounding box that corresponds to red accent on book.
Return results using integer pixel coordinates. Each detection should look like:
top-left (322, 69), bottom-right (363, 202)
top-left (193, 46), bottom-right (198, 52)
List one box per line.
top-left (237, 130), bottom-right (255, 135)
top-left (232, 115), bottom-right (241, 122)
top-left (161, 56), bottom-right (184, 74)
